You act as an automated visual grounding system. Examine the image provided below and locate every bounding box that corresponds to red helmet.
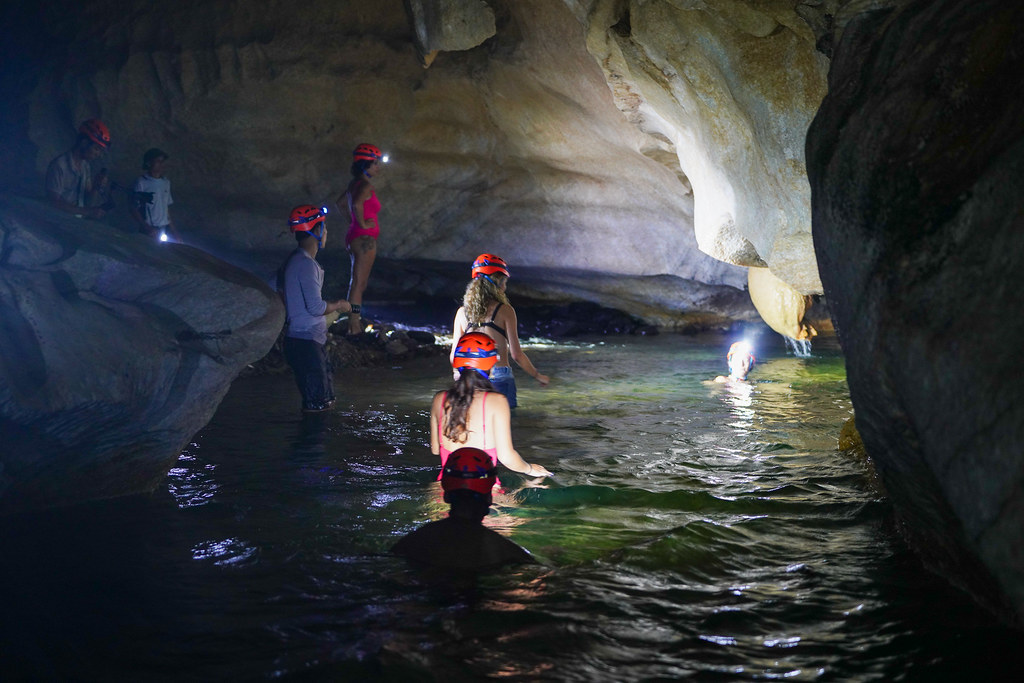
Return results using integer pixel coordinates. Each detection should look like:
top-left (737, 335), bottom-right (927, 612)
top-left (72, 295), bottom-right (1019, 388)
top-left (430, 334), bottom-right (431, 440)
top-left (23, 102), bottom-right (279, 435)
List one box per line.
top-left (442, 447), bottom-right (497, 502)
top-left (452, 332), bottom-right (498, 376)
top-left (78, 119), bottom-right (111, 148)
top-left (353, 143), bottom-right (383, 162)
top-left (288, 204), bottom-right (327, 233)
top-left (472, 254), bottom-right (510, 279)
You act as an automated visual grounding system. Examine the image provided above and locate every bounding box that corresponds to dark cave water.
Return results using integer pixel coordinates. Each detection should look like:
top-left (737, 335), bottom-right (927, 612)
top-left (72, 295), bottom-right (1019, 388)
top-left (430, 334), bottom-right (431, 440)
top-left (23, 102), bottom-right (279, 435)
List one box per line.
top-left (1, 333), bottom-right (1020, 681)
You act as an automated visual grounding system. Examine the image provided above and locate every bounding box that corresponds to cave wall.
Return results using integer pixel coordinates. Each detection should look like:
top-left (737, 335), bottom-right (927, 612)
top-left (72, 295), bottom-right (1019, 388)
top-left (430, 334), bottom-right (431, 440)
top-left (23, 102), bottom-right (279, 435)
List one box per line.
top-left (807, 0), bottom-right (1024, 620)
top-left (569, 0), bottom-right (830, 294)
top-left (2, 0), bottom-right (746, 291)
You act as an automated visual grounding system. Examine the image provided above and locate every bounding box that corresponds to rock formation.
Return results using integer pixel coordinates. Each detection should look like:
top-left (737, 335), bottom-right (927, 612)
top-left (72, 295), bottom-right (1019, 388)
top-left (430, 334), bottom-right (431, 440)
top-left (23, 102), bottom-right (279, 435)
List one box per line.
top-left (0, 195), bottom-right (283, 515)
top-left (747, 266), bottom-right (815, 340)
top-left (4, 0), bottom-right (747, 301)
top-left (572, 0), bottom-right (829, 294)
top-left (807, 0), bottom-right (1024, 620)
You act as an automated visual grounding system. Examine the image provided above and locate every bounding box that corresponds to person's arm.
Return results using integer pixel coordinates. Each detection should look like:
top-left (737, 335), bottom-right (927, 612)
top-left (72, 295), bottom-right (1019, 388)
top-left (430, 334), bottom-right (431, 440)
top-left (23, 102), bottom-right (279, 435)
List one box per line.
top-left (294, 259), bottom-right (329, 317)
top-left (429, 392), bottom-right (443, 456)
top-left (450, 307), bottom-right (468, 380)
top-left (489, 393), bottom-right (551, 476)
top-left (325, 299), bottom-right (351, 314)
top-left (86, 168), bottom-right (108, 207)
top-left (503, 306), bottom-right (549, 385)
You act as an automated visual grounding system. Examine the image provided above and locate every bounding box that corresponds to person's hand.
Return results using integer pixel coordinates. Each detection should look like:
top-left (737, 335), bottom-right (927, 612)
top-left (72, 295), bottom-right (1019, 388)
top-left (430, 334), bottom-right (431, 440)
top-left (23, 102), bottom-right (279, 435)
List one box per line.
top-left (525, 463), bottom-right (552, 477)
top-left (452, 369), bottom-right (460, 381)
top-left (95, 170), bottom-right (109, 189)
top-left (535, 373), bottom-right (550, 386)
top-left (334, 299), bottom-right (352, 313)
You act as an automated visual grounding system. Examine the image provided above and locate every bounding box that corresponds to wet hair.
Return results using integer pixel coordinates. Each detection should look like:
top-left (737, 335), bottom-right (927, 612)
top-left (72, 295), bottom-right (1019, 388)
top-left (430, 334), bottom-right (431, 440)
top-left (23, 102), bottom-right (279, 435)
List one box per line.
top-left (462, 275), bottom-right (510, 324)
top-left (351, 159), bottom-right (374, 178)
top-left (443, 369), bottom-right (495, 442)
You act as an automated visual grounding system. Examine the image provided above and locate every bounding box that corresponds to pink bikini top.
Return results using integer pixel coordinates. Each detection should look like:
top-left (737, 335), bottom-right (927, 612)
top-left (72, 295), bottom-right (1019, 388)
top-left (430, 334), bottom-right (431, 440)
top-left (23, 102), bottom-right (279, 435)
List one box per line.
top-left (352, 190), bottom-right (380, 229)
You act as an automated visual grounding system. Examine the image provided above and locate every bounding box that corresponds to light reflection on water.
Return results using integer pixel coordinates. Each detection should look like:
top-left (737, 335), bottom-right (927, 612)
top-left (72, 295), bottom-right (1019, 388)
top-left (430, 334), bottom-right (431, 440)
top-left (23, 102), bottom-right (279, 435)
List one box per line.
top-left (0, 333), bottom-right (1020, 680)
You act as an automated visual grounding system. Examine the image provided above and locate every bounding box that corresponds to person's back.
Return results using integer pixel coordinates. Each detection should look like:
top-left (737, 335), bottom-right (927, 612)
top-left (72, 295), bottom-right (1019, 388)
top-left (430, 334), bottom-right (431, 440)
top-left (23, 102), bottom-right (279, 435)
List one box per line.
top-left (393, 449), bottom-right (536, 571)
top-left (392, 514), bottom-right (534, 571)
top-left (431, 332), bottom-right (552, 478)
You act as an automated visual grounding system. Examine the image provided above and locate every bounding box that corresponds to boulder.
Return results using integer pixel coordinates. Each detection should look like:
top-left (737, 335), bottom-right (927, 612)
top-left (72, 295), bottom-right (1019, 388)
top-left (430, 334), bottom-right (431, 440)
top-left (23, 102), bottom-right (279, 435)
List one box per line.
top-left (0, 195), bottom-right (284, 515)
top-left (807, 0), bottom-right (1024, 620)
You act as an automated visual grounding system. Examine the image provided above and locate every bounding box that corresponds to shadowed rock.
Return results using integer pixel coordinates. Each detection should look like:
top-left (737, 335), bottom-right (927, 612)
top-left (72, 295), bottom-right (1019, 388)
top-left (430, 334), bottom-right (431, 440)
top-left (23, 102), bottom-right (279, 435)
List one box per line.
top-left (0, 195), bottom-right (284, 515)
top-left (807, 0), bottom-right (1024, 621)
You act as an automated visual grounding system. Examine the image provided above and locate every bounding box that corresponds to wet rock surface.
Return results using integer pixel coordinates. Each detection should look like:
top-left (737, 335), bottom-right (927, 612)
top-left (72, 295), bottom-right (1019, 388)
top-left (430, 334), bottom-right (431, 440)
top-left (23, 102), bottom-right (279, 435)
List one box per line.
top-left (807, 0), bottom-right (1024, 621)
top-left (0, 195), bottom-right (283, 515)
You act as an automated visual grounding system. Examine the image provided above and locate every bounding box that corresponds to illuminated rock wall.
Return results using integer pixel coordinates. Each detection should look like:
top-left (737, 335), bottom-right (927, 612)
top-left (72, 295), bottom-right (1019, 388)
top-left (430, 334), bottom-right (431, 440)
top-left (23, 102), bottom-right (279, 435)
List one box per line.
top-left (571, 0), bottom-right (830, 294)
top-left (8, 0), bottom-right (746, 294)
top-left (807, 0), bottom-right (1024, 620)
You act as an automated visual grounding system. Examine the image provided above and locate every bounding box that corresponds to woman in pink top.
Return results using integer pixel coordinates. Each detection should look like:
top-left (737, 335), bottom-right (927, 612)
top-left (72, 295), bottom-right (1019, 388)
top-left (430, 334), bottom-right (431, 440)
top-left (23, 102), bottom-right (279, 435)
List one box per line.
top-left (337, 143), bottom-right (385, 335)
top-left (431, 333), bottom-right (552, 478)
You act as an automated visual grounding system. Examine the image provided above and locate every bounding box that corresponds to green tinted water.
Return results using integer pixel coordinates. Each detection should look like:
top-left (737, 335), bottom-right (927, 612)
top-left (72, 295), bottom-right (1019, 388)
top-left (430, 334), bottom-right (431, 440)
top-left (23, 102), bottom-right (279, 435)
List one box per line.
top-left (1, 333), bottom-right (1019, 680)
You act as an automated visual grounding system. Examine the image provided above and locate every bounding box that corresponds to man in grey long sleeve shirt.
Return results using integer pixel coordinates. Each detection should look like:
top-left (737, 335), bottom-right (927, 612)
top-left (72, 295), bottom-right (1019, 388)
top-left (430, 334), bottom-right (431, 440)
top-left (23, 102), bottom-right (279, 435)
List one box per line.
top-left (279, 205), bottom-right (350, 412)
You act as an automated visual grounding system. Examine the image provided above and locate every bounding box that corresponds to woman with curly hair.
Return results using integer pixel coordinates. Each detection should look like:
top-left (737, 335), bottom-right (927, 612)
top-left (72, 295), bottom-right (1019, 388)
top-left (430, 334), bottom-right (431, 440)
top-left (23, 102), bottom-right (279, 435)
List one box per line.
top-left (431, 332), bottom-right (552, 478)
top-left (449, 254), bottom-right (549, 409)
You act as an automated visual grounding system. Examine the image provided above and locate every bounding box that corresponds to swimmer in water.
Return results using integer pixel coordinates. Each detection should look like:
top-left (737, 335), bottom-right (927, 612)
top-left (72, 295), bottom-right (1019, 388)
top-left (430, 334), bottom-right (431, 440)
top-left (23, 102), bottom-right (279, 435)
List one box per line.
top-left (392, 447), bottom-right (536, 570)
top-left (714, 341), bottom-right (756, 383)
top-left (432, 332), bottom-right (552, 478)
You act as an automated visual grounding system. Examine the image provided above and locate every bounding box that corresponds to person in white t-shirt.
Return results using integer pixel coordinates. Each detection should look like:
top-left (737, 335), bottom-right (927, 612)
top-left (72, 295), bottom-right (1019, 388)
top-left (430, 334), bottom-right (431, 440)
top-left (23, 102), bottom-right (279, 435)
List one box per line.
top-left (131, 148), bottom-right (182, 242)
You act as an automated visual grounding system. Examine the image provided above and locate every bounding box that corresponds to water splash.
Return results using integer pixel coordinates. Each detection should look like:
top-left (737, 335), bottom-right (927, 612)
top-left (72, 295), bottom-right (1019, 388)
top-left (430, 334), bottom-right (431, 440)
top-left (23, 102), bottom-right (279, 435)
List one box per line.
top-left (784, 336), bottom-right (813, 357)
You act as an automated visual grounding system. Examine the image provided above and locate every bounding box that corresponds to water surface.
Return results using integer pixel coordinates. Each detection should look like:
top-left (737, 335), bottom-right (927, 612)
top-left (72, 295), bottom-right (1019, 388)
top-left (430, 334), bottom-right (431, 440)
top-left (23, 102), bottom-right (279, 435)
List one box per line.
top-left (1, 334), bottom-right (1019, 681)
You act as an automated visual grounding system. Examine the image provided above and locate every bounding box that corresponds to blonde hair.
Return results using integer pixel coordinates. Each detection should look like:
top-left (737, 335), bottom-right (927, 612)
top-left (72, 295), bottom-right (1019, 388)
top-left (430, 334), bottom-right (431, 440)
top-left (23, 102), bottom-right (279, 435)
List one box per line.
top-left (462, 275), bottom-right (510, 323)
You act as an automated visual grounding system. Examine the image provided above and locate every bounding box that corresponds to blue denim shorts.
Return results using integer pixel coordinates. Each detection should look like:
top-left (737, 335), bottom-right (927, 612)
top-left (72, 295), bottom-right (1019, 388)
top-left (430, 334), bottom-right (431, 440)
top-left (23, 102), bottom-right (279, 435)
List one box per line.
top-left (488, 366), bottom-right (517, 409)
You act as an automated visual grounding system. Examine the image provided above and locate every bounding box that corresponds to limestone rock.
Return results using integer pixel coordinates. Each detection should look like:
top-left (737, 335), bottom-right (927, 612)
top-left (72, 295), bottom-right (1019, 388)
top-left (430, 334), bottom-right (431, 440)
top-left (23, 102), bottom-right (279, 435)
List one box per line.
top-left (807, 0), bottom-right (1024, 620)
top-left (7, 0), bottom-right (746, 304)
top-left (747, 266), bottom-right (815, 340)
top-left (575, 0), bottom-right (829, 294)
top-left (407, 0), bottom-right (497, 63)
top-left (0, 195), bottom-right (284, 515)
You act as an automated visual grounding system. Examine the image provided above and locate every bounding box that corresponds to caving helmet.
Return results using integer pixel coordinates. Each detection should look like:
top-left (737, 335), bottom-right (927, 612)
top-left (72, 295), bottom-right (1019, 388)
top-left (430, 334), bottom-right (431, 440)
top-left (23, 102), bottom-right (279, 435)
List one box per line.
top-left (452, 332), bottom-right (498, 379)
top-left (353, 143), bottom-right (384, 162)
top-left (727, 341), bottom-right (756, 378)
top-left (78, 119), bottom-right (111, 149)
top-left (471, 253), bottom-right (510, 280)
top-left (441, 447), bottom-right (497, 503)
top-left (288, 204), bottom-right (328, 246)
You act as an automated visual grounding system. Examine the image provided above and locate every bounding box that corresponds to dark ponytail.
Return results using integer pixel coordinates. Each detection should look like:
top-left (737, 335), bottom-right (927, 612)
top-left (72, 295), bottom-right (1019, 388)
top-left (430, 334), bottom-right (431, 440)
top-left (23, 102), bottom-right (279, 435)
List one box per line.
top-left (351, 159), bottom-right (373, 178)
top-left (443, 370), bottom-right (494, 442)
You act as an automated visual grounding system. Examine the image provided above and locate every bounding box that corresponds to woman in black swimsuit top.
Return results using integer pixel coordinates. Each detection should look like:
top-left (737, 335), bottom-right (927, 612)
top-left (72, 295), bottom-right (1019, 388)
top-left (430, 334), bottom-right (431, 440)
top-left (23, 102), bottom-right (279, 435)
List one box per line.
top-left (450, 254), bottom-right (549, 408)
